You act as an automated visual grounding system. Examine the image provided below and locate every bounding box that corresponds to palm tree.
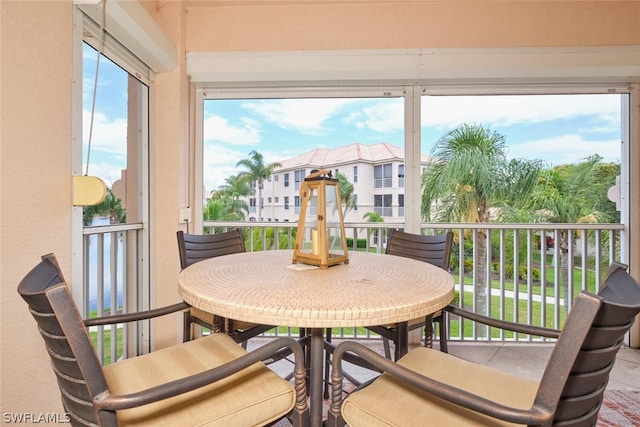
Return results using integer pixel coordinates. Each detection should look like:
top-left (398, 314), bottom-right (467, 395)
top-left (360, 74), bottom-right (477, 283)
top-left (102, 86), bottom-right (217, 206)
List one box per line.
top-left (208, 174), bottom-right (251, 222)
top-left (530, 154), bottom-right (617, 314)
top-left (203, 198), bottom-right (225, 222)
top-left (82, 187), bottom-right (126, 226)
top-left (204, 195), bottom-right (248, 222)
top-left (363, 211), bottom-right (383, 223)
top-left (336, 172), bottom-right (355, 217)
top-left (217, 174), bottom-right (253, 200)
top-left (363, 211), bottom-right (384, 248)
top-left (236, 151), bottom-right (282, 222)
top-left (421, 123), bottom-right (542, 333)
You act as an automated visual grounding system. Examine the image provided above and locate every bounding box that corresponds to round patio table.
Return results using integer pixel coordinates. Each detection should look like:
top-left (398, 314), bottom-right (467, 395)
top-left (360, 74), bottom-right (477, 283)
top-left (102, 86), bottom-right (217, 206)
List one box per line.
top-left (178, 249), bottom-right (454, 426)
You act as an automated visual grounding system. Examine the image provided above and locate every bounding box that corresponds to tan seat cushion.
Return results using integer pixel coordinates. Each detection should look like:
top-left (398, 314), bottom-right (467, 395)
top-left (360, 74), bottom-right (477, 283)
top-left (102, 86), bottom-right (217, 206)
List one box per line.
top-left (342, 347), bottom-right (539, 426)
top-left (103, 334), bottom-right (294, 426)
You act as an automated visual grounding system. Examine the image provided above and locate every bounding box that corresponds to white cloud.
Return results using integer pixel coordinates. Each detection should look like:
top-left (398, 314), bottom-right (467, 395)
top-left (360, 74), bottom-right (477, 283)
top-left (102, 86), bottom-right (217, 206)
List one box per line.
top-left (243, 98), bottom-right (357, 135)
top-left (422, 94), bottom-right (620, 129)
top-left (82, 109), bottom-right (127, 155)
top-left (203, 115), bottom-right (261, 146)
top-left (510, 134), bottom-right (620, 166)
top-left (203, 144), bottom-right (246, 194)
top-left (84, 162), bottom-right (125, 187)
top-left (357, 100), bottom-right (404, 133)
top-left (203, 143), bottom-right (289, 192)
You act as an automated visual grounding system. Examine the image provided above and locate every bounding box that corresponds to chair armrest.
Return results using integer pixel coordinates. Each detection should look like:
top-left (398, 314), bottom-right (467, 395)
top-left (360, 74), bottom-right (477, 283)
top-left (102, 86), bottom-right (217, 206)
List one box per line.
top-left (327, 341), bottom-right (551, 426)
top-left (94, 337), bottom-right (308, 416)
top-left (444, 305), bottom-right (560, 338)
top-left (84, 302), bottom-right (191, 327)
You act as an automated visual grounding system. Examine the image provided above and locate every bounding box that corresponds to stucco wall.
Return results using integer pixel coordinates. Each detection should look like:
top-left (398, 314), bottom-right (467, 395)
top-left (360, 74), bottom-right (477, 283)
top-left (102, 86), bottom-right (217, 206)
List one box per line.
top-left (1, 0), bottom-right (639, 418)
top-left (152, 1), bottom-right (192, 349)
top-left (185, 1), bottom-right (640, 51)
top-left (1, 0), bottom-right (74, 417)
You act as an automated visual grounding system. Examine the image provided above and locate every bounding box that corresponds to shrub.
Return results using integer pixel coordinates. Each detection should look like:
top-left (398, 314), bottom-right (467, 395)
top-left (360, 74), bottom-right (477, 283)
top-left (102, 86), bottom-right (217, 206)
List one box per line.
top-left (463, 259), bottom-right (474, 273)
top-left (346, 238), bottom-right (367, 249)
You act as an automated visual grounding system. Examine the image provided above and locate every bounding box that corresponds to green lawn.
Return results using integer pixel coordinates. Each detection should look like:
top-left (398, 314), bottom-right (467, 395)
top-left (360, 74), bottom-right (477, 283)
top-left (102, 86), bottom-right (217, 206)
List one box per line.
top-left (90, 258), bottom-right (602, 361)
top-left (89, 327), bottom-right (123, 365)
top-left (443, 255), bottom-right (604, 339)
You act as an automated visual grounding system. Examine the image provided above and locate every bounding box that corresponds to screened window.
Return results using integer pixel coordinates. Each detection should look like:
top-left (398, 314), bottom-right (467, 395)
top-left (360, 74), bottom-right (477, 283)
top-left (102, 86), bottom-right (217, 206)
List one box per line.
top-left (374, 194), bottom-right (393, 217)
top-left (294, 169), bottom-right (306, 191)
top-left (420, 93), bottom-right (623, 224)
top-left (76, 8), bottom-right (153, 358)
top-left (374, 164), bottom-right (393, 188)
top-left (198, 90), bottom-right (624, 232)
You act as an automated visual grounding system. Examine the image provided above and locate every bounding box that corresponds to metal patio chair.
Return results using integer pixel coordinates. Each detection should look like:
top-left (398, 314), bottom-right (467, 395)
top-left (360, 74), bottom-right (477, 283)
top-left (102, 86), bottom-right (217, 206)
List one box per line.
top-left (322, 229), bottom-right (453, 398)
top-left (366, 229), bottom-right (453, 360)
top-left (177, 229), bottom-right (275, 343)
top-left (18, 253), bottom-right (309, 427)
top-left (328, 262), bottom-right (640, 426)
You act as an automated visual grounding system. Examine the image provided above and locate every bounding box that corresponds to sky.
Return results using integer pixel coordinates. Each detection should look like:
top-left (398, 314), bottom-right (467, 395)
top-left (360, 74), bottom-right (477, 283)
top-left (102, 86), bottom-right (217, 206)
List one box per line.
top-left (201, 95), bottom-right (622, 193)
top-left (83, 45), bottom-right (624, 194)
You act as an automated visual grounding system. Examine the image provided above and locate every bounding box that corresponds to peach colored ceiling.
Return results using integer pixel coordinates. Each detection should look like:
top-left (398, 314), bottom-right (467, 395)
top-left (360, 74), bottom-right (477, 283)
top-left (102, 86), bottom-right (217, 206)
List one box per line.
top-left (181, 1), bottom-right (640, 52)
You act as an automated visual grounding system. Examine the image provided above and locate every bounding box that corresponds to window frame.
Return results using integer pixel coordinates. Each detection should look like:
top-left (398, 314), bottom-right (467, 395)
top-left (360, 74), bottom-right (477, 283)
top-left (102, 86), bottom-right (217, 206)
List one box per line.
top-left (73, 7), bottom-right (153, 352)
top-left (374, 194), bottom-right (393, 217)
top-left (194, 83), bottom-right (632, 252)
top-left (374, 163), bottom-right (393, 188)
top-left (294, 169), bottom-right (306, 191)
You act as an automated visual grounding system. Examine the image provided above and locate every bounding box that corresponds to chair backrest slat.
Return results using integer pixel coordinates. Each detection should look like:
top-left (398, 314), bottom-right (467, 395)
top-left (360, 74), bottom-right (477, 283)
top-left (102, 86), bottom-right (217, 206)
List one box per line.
top-left (385, 229), bottom-right (453, 271)
top-left (536, 262), bottom-right (640, 426)
top-left (177, 229), bottom-right (245, 269)
top-left (18, 255), bottom-right (117, 426)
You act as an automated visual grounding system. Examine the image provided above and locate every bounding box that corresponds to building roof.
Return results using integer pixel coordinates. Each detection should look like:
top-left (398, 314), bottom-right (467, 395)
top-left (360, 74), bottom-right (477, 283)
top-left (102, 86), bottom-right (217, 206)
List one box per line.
top-left (276, 142), bottom-right (431, 171)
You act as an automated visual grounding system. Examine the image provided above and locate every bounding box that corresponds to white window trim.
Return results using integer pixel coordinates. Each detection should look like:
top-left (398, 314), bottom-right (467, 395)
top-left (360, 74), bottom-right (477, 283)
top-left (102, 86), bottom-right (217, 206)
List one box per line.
top-left (72, 7), bottom-right (153, 350)
top-left (76, 0), bottom-right (176, 74)
top-left (193, 47), bottom-right (637, 237)
top-left (188, 46), bottom-right (640, 87)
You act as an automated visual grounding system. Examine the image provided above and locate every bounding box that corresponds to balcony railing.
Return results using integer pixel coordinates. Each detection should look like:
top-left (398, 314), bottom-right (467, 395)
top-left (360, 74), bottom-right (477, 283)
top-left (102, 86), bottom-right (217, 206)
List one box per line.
top-left (83, 220), bottom-right (623, 363)
top-left (204, 221), bottom-right (624, 342)
top-left (83, 222), bottom-right (144, 364)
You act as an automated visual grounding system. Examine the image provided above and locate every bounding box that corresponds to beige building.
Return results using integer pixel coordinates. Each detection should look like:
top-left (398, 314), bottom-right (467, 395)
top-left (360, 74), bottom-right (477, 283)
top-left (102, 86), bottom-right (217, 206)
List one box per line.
top-left (253, 143), bottom-right (431, 223)
top-left (2, 0), bottom-right (640, 417)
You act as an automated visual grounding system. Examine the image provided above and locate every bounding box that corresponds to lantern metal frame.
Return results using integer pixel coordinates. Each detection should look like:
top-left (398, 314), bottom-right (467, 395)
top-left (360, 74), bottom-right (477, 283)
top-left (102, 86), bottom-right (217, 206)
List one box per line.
top-left (292, 169), bottom-right (349, 269)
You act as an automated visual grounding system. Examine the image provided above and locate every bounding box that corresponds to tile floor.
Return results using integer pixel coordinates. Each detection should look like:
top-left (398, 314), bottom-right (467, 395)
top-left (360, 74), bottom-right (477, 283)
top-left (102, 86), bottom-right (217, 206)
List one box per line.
top-left (251, 337), bottom-right (640, 392)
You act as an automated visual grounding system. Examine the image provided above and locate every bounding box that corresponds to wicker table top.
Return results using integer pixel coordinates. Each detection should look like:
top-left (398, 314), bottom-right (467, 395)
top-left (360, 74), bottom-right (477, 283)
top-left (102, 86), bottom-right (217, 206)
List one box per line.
top-left (178, 250), bottom-right (454, 328)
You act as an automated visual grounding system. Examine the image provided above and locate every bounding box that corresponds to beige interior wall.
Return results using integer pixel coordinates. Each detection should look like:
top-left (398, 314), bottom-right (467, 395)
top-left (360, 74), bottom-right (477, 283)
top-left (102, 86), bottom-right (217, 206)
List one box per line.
top-left (1, 0), bottom-right (74, 416)
top-left (181, 0), bottom-right (640, 347)
top-left (1, 0), bottom-right (638, 416)
top-left (630, 84), bottom-right (640, 348)
top-left (152, 1), bottom-right (192, 348)
top-left (185, 1), bottom-right (640, 51)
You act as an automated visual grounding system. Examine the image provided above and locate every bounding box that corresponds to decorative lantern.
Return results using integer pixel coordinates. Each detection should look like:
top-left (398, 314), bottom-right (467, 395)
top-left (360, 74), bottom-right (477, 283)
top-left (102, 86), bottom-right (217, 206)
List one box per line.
top-left (292, 169), bottom-right (349, 269)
